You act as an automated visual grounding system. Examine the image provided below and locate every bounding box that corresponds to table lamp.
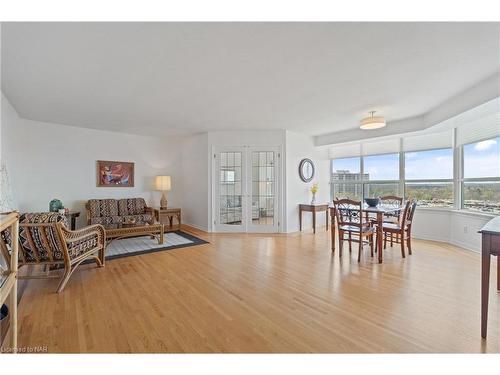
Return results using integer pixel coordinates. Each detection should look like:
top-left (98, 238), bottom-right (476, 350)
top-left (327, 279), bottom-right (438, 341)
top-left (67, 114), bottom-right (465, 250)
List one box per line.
top-left (155, 175), bottom-right (171, 209)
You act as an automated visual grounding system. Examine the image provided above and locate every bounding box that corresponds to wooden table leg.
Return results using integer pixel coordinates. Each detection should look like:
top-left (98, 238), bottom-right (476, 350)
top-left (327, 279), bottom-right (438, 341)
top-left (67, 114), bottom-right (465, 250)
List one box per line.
top-left (159, 228), bottom-right (164, 245)
top-left (481, 235), bottom-right (491, 339)
top-left (332, 208), bottom-right (335, 252)
top-left (331, 218), bottom-right (336, 252)
top-left (299, 209), bottom-right (303, 231)
top-left (325, 210), bottom-right (328, 231)
top-left (313, 210), bottom-right (316, 234)
top-left (377, 212), bottom-right (383, 263)
top-left (497, 255), bottom-right (499, 291)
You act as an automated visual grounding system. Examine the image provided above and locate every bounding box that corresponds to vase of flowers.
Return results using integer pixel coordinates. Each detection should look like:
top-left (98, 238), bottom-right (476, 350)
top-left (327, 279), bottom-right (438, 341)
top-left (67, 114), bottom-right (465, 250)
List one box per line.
top-left (310, 183), bottom-right (318, 204)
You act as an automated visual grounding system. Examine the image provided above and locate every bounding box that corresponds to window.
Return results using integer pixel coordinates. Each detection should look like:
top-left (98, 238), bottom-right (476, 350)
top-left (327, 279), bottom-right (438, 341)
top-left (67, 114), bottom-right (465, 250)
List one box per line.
top-left (328, 98), bottom-right (499, 214)
top-left (403, 148), bottom-right (453, 208)
top-left (405, 148), bottom-right (453, 180)
top-left (462, 137), bottom-right (500, 213)
top-left (330, 148), bottom-right (453, 207)
top-left (330, 154), bottom-right (402, 200)
top-left (364, 153), bottom-right (399, 181)
top-left (364, 182), bottom-right (401, 198)
top-left (363, 153), bottom-right (400, 198)
top-left (331, 157), bottom-right (363, 200)
top-left (405, 182), bottom-right (453, 208)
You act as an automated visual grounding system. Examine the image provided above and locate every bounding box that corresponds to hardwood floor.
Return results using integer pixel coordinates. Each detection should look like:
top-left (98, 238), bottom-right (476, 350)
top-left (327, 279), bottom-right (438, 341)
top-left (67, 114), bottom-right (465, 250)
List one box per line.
top-left (13, 225), bottom-right (499, 353)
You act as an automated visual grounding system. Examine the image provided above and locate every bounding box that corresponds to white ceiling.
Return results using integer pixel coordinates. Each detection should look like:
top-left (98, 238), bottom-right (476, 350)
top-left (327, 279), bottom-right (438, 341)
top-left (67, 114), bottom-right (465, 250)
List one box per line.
top-left (2, 22), bottom-right (499, 137)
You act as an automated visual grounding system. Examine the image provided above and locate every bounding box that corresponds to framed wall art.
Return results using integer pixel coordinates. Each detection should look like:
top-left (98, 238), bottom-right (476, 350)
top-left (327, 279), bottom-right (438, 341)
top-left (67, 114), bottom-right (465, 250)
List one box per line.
top-left (96, 160), bottom-right (134, 187)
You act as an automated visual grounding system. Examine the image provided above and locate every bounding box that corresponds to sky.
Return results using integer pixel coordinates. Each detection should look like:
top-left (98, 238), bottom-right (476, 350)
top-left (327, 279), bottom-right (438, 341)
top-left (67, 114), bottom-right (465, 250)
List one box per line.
top-left (332, 136), bottom-right (499, 181)
top-left (463, 137), bottom-right (500, 178)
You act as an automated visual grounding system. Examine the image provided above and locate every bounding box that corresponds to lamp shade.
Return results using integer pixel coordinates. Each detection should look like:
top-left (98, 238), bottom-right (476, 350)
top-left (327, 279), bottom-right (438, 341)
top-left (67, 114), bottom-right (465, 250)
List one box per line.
top-left (155, 175), bottom-right (171, 191)
top-left (360, 111), bottom-right (386, 130)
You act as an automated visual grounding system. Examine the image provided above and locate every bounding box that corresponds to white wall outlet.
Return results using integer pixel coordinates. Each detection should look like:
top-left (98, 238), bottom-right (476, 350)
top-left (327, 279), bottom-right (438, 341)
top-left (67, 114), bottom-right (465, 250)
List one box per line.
top-left (463, 225), bottom-right (468, 234)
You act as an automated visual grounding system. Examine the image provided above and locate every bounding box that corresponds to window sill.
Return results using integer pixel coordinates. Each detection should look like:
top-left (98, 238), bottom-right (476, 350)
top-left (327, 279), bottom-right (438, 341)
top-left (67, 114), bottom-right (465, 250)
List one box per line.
top-left (450, 209), bottom-right (496, 219)
top-left (415, 207), bottom-right (496, 219)
top-left (415, 207), bottom-right (453, 213)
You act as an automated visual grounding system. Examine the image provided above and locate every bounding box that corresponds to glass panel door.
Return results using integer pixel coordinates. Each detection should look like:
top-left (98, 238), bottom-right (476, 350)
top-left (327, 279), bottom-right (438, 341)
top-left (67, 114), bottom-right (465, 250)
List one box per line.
top-left (247, 147), bottom-right (279, 233)
top-left (213, 146), bottom-right (280, 233)
top-left (214, 148), bottom-right (246, 232)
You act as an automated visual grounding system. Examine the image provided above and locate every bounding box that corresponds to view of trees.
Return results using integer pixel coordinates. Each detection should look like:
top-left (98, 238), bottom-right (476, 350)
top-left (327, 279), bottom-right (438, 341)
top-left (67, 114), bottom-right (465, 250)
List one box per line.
top-left (405, 183), bottom-right (453, 208)
top-left (463, 182), bottom-right (500, 213)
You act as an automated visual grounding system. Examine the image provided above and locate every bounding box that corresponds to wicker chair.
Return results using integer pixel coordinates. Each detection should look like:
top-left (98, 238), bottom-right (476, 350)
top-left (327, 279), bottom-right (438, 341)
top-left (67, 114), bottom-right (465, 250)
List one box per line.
top-left (0, 212), bottom-right (106, 293)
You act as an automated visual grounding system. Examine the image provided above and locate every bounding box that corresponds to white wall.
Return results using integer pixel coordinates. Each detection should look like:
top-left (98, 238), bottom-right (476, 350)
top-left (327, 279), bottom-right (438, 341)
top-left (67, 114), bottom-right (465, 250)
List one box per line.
top-left (411, 208), bottom-right (492, 252)
top-left (411, 209), bottom-right (451, 243)
top-left (285, 131), bottom-right (330, 233)
top-left (449, 212), bottom-right (492, 252)
top-left (181, 133), bottom-right (210, 231)
top-left (1, 94), bottom-right (184, 228)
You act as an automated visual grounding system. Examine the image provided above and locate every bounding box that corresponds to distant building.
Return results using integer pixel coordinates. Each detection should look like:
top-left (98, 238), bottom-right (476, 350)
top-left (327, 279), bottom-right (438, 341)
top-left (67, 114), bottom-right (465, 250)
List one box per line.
top-left (331, 170), bottom-right (369, 198)
top-left (332, 170), bottom-right (369, 182)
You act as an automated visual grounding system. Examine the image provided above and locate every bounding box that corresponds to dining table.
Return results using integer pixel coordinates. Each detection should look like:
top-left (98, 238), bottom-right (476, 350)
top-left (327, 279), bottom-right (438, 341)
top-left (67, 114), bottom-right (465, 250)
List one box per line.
top-left (329, 203), bottom-right (403, 263)
top-left (478, 216), bottom-right (500, 338)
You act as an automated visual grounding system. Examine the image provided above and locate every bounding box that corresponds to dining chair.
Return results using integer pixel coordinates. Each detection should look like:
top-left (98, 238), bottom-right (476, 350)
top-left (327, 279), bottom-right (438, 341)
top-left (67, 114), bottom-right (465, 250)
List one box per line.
top-left (381, 199), bottom-right (417, 258)
top-left (379, 195), bottom-right (404, 246)
top-left (333, 199), bottom-right (375, 262)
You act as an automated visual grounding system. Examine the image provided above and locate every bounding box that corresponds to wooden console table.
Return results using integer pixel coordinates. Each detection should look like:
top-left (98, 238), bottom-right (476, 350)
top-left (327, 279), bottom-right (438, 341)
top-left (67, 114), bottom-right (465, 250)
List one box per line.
top-left (299, 204), bottom-right (328, 234)
top-left (154, 208), bottom-right (181, 232)
top-left (479, 216), bottom-right (500, 339)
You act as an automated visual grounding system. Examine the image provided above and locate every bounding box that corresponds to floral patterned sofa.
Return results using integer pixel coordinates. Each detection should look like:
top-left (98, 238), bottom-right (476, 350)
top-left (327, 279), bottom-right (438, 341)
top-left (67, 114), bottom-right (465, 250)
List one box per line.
top-left (85, 198), bottom-right (154, 226)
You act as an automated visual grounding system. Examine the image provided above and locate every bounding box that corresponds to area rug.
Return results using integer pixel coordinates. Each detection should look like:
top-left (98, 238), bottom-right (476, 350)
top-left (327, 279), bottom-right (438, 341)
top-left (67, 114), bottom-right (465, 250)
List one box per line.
top-left (105, 231), bottom-right (208, 260)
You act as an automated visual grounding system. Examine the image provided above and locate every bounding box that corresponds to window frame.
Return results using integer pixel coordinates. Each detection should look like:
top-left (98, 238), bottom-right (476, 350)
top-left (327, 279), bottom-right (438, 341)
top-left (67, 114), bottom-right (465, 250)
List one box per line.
top-left (403, 147), bottom-right (454, 209)
top-left (460, 136), bottom-right (500, 213)
top-left (330, 135), bottom-right (500, 214)
top-left (330, 146), bottom-right (455, 209)
top-left (330, 152), bottom-right (402, 201)
top-left (330, 157), bottom-right (363, 200)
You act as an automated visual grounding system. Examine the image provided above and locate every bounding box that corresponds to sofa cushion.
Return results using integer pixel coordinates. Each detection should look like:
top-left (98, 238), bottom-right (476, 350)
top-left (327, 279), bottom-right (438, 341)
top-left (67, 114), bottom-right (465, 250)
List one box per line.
top-left (89, 216), bottom-right (123, 226)
top-left (88, 199), bottom-right (118, 218)
top-left (118, 198), bottom-right (147, 216)
top-left (18, 212), bottom-right (68, 262)
top-left (121, 214), bottom-right (154, 225)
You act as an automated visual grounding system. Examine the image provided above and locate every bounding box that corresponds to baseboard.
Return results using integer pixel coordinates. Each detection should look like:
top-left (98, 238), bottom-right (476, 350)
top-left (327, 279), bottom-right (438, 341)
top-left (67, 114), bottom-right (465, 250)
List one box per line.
top-left (182, 222), bottom-right (209, 233)
top-left (413, 234), bottom-right (480, 253)
top-left (449, 239), bottom-right (480, 253)
top-left (412, 234), bottom-right (450, 243)
top-left (285, 224), bottom-right (328, 234)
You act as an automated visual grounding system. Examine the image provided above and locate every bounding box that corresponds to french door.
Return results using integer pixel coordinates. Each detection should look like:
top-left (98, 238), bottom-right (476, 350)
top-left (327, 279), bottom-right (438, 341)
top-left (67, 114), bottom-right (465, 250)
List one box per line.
top-left (213, 146), bottom-right (280, 233)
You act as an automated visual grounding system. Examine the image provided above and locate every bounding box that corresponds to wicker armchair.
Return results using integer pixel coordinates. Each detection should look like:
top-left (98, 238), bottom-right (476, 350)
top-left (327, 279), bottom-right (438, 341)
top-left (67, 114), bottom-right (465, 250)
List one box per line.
top-left (0, 212), bottom-right (106, 293)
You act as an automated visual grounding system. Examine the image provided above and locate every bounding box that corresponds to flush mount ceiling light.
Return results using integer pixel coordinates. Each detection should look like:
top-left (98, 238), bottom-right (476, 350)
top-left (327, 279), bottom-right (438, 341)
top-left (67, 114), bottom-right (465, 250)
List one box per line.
top-left (360, 111), bottom-right (386, 130)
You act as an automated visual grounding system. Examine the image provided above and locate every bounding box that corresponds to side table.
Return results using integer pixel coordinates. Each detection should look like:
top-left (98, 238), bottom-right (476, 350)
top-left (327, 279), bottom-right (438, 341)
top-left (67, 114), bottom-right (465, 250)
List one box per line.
top-left (299, 204), bottom-right (328, 234)
top-left (154, 208), bottom-right (181, 232)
